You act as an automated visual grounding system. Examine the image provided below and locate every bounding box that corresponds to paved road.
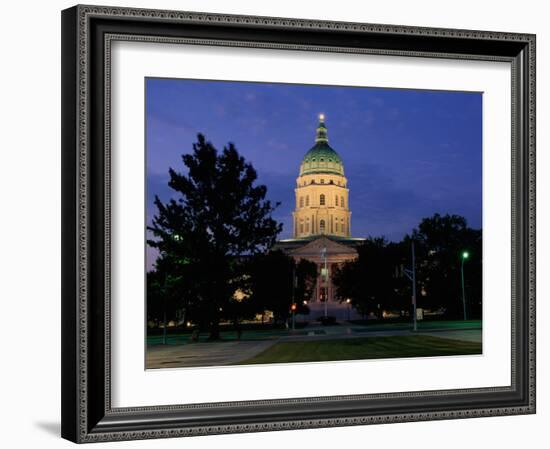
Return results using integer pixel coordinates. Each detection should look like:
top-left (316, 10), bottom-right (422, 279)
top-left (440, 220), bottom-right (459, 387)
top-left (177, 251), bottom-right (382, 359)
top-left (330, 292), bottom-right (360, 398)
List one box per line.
top-left (146, 339), bottom-right (277, 369)
top-left (146, 323), bottom-right (481, 369)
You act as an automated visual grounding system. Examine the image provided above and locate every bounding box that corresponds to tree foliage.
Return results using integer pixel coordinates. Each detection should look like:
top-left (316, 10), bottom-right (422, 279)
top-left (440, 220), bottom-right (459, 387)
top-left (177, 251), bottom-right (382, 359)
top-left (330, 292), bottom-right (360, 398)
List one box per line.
top-left (146, 257), bottom-right (185, 326)
top-left (333, 238), bottom-right (409, 317)
top-left (148, 134), bottom-right (282, 339)
top-left (333, 214), bottom-right (482, 320)
top-left (412, 213), bottom-right (482, 318)
top-left (247, 251), bottom-right (317, 324)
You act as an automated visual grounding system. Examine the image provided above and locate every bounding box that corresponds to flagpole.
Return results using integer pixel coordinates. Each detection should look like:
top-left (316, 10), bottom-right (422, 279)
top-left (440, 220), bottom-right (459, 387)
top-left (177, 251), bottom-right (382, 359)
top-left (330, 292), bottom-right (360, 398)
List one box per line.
top-left (321, 246), bottom-right (328, 318)
top-left (412, 240), bottom-right (417, 332)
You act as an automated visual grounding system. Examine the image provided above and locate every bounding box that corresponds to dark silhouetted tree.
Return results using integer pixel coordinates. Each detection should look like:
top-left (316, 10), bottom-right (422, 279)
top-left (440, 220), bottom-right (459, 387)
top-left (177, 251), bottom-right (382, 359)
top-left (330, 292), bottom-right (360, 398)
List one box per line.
top-left (146, 254), bottom-right (193, 343)
top-left (148, 134), bottom-right (282, 340)
top-left (411, 213), bottom-right (482, 319)
top-left (333, 237), bottom-right (408, 318)
top-left (248, 251), bottom-right (317, 324)
top-left (294, 258), bottom-right (318, 313)
top-left (333, 214), bottom-right (482, 321)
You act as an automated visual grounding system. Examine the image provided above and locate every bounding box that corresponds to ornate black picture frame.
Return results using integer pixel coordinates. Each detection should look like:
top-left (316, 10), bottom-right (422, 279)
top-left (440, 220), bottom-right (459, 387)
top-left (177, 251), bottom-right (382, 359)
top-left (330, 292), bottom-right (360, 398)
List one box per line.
top-left (61, 4), bottom-right (536, 443)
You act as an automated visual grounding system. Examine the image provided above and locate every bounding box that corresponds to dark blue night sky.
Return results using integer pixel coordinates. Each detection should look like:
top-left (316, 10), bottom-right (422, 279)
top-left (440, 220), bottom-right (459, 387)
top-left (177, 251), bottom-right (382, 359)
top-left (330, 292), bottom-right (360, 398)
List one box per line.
top-left (146, 78), bottom-right (482, 267)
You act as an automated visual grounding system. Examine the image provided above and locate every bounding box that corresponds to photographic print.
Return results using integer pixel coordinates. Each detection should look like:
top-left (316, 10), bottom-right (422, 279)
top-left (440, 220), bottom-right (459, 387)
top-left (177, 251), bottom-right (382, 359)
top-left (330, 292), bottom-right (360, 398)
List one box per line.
top-left (145, 78), bottom-right (483, 369)
top-left (61, 8), bottom-right (535, 440)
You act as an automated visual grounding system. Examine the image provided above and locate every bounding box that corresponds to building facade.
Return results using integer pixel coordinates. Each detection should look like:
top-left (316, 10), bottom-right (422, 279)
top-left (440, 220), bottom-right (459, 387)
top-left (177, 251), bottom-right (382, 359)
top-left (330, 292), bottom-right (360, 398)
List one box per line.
top-left (276, 115), bottom-right (364, 319)
top-left (292, 114), bottom-right (352, 239)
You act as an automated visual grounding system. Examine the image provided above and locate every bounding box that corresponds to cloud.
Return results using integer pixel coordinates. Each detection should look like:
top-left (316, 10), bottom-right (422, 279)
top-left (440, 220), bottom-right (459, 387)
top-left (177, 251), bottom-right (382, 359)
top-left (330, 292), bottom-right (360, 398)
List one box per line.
top-left (369, 97), bottom-right (385, 107)
top-left (266, 139), bottom-right (289, 151)
top-left (244, 92), bottom-right (257, 102)
top-left (364, 110), bottom-right (375, 126)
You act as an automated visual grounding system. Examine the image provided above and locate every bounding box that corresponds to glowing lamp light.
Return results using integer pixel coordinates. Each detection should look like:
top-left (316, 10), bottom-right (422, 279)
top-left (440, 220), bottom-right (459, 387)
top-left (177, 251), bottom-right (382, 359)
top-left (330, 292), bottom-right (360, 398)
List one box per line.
top-left (319, 113), bottom-right (325, 121)
top-left (290, 303), bottom-right (297, 312)
top-left (462, 251), bottom-right (470, 260)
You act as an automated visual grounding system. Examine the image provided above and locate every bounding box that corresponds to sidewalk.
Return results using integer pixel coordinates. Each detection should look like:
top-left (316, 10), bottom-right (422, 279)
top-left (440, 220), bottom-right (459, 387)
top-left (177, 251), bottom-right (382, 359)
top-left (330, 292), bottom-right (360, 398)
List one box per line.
top-left (146, 322), bottom-right (481, 368)
top-left (146, 339), bottom-right (277, 369)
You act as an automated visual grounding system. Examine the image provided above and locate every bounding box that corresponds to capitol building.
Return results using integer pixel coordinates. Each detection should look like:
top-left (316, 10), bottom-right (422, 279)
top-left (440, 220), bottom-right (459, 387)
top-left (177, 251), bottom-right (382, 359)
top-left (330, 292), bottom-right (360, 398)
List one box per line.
top-left (275, 114), bottom-right (364, 319)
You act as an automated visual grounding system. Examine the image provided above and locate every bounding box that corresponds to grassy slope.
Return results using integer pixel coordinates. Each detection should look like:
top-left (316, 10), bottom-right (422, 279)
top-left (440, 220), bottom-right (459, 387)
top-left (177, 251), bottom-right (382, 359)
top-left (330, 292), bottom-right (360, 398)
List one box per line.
top-left (238, 335), bottom-right (482, 365)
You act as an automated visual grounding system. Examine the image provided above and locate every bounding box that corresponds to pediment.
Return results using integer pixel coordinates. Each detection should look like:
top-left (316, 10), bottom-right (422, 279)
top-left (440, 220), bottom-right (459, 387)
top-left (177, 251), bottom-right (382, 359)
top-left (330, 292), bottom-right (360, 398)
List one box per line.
top-left (288, 236), bottom-right (357, 258)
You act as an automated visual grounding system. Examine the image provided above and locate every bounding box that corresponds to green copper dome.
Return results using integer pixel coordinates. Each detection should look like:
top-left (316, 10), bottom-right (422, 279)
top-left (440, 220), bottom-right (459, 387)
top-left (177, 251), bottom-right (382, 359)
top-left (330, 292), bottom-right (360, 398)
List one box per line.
top-left (300, 115), bottom-right (344, 176)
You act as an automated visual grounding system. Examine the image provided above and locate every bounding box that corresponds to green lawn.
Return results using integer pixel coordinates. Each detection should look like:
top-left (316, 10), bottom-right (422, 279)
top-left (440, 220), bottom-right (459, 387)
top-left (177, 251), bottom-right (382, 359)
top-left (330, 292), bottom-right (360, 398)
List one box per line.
top-left (238, 335), bottom-right (482, 365)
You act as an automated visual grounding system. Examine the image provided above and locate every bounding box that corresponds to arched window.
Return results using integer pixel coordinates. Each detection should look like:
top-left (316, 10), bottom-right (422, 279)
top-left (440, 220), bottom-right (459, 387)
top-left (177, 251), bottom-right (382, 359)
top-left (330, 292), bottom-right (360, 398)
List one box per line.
top-left (320, 220), bottom-right (326, 234)
top-left (305, 196), bottom-right (309, 206)
top-left (335, 195), bottom-right (339, 206)
top-left (341, 196), bottom-right (345, 208)
top-left (320, 194), bottom-right (326, 205)
top-left (299, 197), bottom-right (304, 208)
top-left (305, 219), bottom-right (309, 233)
top-left (300, 223), bottom-right (304, 233)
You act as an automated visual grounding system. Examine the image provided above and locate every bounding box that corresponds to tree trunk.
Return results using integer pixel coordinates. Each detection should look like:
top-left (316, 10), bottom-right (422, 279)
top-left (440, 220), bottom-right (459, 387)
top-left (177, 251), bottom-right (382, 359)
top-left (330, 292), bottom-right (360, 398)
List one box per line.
top-left (208, 319), bottom-right (221, 341)
top-left (233, 318), bottom-right (242, 340)
top-left (162, 308), bottom-right (167, 345)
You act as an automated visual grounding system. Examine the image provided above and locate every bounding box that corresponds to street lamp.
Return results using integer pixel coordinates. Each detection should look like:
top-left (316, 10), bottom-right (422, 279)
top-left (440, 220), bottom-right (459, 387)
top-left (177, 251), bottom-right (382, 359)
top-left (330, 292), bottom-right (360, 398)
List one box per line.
top-left (460, 251), bottom-right (469, 321)
top-left (346, 298), bottom-right (351, 321)
top-left (290, 303), bottom-right (297, 331)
